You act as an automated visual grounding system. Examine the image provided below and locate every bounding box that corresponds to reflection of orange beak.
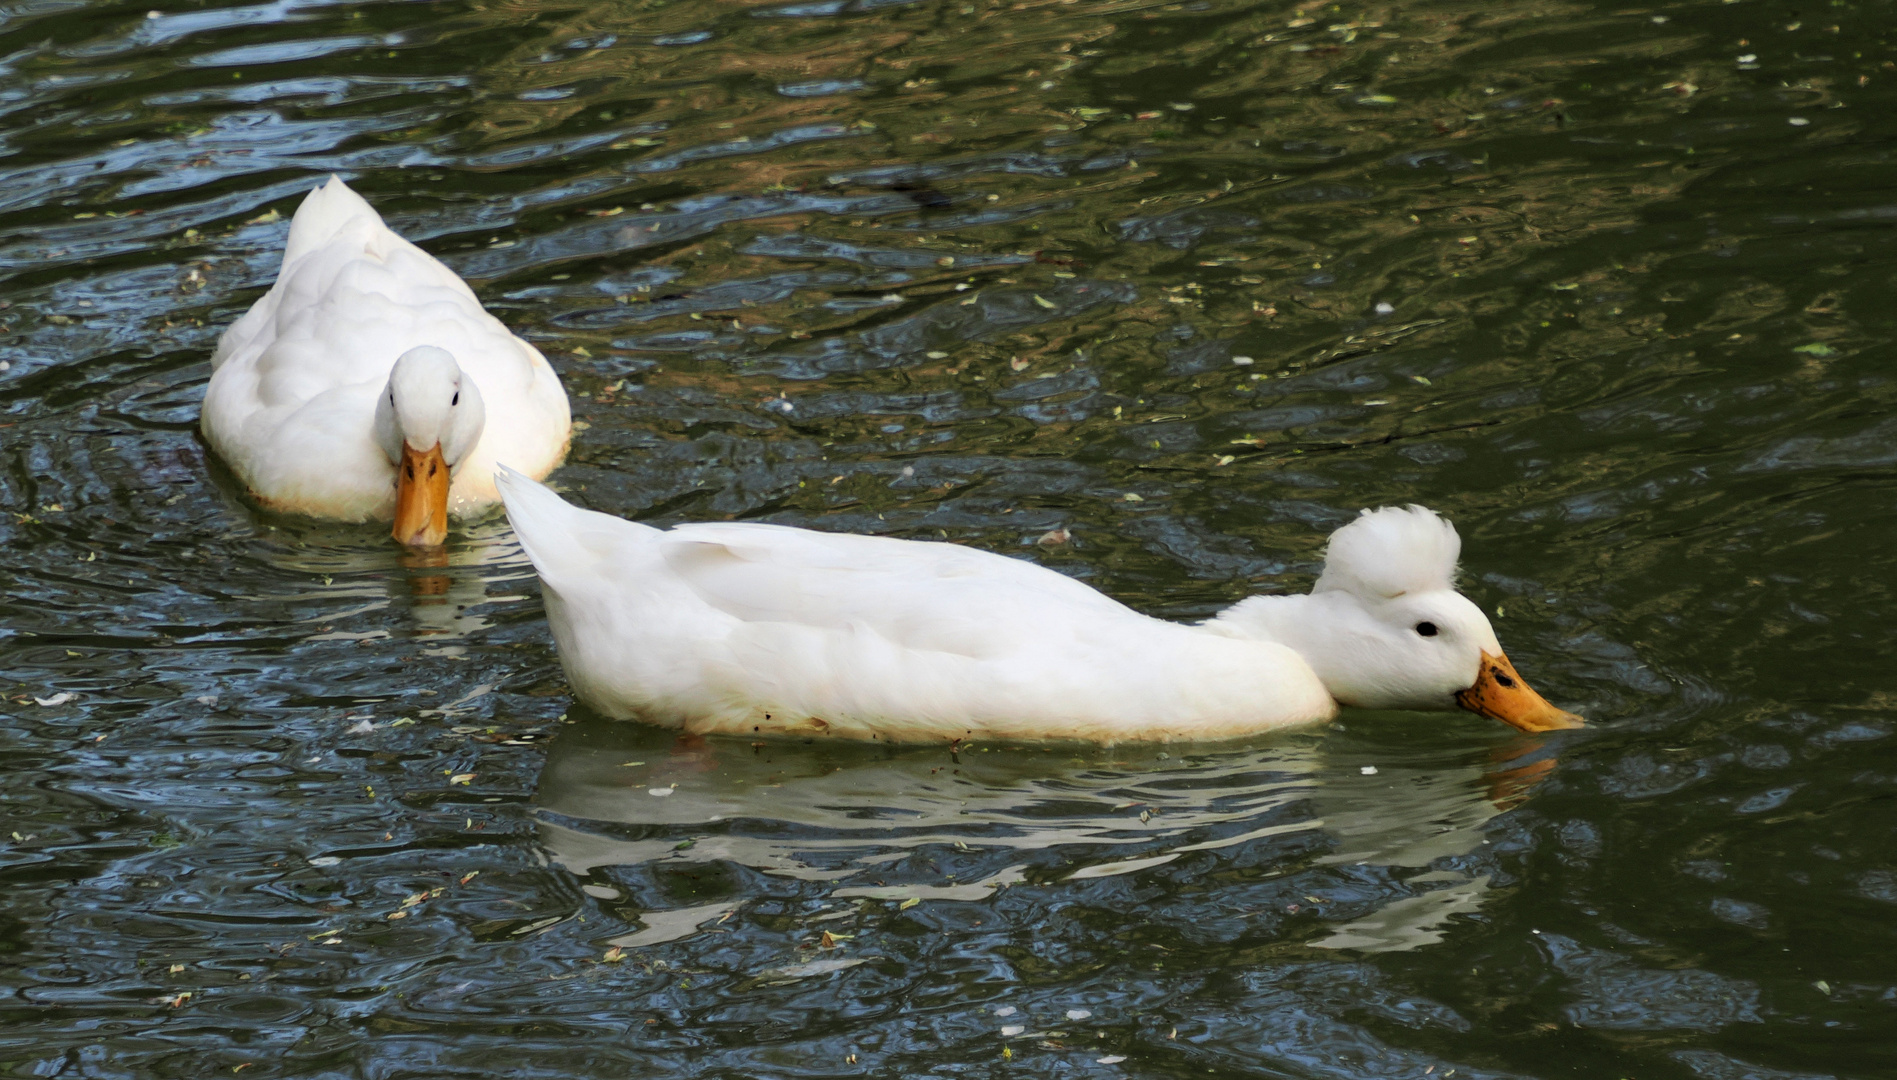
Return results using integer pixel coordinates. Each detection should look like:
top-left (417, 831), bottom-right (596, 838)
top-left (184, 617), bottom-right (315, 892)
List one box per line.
top-left (1456, 650), bottom-right (1585, 733)
top-left (393, 442), bottom-right (449, 548)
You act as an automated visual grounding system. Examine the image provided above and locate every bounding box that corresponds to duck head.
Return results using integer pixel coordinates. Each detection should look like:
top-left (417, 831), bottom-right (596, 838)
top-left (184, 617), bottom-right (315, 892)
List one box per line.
top-left (372, 346), bottom-right (486, 547)
top-left (1215, 506), bottom-right (1584, 733)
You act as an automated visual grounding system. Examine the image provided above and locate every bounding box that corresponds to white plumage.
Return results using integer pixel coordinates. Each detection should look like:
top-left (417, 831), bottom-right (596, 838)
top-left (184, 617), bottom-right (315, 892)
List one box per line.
top-left (497, 470), bottom-right (1583, 743)
top-left (201, 176), bottom-right (569, 525)
top-left (1315, 505), bottom-right (1461, 599)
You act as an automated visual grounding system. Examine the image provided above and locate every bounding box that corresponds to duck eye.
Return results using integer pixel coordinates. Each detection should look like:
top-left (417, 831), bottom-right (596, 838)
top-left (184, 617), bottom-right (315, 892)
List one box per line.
top-left (1415, 621), bottom-right (1439, 637)
top-left (451, 392), bottom-right (459, 406)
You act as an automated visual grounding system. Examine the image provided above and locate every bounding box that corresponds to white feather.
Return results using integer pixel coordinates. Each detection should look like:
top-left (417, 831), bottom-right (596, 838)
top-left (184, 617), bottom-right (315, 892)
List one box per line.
top-left (201, 176), bottom-right (569, 521)
top-left (496, 468), bottom-right (1338, 744)
top-left (1314, 505), bottom-right (1461, 600)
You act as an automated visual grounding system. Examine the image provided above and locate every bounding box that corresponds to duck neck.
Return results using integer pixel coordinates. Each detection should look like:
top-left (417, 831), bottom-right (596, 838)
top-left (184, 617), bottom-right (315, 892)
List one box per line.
top-left (1206, 591), bottom-right (1367, 701)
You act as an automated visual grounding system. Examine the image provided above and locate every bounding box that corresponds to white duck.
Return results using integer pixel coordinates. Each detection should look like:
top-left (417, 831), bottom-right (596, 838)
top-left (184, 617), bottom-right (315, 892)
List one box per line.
top-left (495, 468), bottom-right (1583, 744)
top-left (201, 176), bottom-right (570, 546)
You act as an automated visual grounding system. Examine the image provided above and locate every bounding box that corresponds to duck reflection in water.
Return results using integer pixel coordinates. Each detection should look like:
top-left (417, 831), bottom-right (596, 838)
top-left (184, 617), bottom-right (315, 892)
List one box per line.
top-left (242, 517), bottom-right (531, 644)
top-left (401, 544), bottom-right (451, 599)
top-left (534, 716), bottom-right (1571, 955)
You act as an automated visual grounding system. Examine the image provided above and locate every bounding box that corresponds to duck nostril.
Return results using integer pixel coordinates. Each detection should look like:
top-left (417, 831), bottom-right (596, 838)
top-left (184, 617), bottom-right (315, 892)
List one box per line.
top-left (1494, 671), bottom-right (1517, 689)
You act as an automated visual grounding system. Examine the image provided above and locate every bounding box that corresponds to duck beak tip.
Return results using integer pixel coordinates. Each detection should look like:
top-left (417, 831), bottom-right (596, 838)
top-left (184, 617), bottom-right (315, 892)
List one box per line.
top-left (1457, 649), bottom-right (1585, 734)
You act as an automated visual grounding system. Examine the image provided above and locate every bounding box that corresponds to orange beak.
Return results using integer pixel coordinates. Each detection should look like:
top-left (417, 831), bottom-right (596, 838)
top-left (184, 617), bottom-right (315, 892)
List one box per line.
top-left (392, 442), bottom-right (450, 548)
top-left (1456, 650), bottom-right (1585, 733)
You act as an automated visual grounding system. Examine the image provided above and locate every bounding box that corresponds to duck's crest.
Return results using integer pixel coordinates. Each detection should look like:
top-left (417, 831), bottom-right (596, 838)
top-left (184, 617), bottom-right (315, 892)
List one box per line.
top-left (1313, 505), bottom-right (1460, 600)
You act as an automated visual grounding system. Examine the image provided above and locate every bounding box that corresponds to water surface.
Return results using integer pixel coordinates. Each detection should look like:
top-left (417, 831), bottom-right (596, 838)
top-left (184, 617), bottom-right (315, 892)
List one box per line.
top-left (4, 0), bottom-right (1897, 1076)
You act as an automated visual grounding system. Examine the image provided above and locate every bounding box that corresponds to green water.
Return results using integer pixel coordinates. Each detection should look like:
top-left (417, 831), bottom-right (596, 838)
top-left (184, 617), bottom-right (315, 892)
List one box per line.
top-left (4, 0), bottom-right (1896, 1075)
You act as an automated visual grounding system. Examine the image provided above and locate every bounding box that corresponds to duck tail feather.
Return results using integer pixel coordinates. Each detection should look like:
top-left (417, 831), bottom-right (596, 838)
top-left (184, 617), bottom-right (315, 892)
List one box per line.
top-left (495, 465), bottom-right (653, 583)
top-left (281, 175), bottom-right (380, 268)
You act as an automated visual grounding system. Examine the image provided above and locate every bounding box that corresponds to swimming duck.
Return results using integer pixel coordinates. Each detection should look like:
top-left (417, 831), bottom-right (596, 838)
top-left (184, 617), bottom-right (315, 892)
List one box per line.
top-left (201, 177), bottom-right (570, 546)
top-left (495, 467), bottom-right (1583, 743)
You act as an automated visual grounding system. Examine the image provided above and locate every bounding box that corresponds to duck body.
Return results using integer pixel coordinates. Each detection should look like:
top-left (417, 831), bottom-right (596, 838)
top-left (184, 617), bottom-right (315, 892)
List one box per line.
top-left (496, 468), bottom-right (1339, 743)
top-left (202, 177), bottom-right (569, 531)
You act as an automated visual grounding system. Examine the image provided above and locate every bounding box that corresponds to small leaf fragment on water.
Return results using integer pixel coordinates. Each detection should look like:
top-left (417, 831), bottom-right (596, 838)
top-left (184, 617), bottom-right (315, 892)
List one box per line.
top-left (1359, 94), bottom-right (1398, 105)
top-left (309, 856), bottom-right (340, 867)
top-left (246, 209), bottom-right (281, 225)
top-left (459, 871), bottom-right (480, 885)
top-left (1793, 342), bottom-right (1837, 356)
top-left (1032, 294), bottom-right (1056, 309)
top-left (346, 720), bottom-right (375, 734)
top-left (603, 946), bottom-right (625, 963)
top-left (1001, 1024), bottom-right (1025, 1036)
top-left (34, 693), bottom-right (75, 707)
top-left (1360, 765), bottom-right (1378, 775)
top-left (449, 773), bottom-right (475, 785)
top-left (1067, 1008), bottom-right (1092, 1020)
top-left (1815, 979), bottom-right (1831, 994)
top-left (1097, 1056), bottom-right (1127, 1064)
top-left (619, 761), bottom-right (646, 767)
top-left (898, 896), bottom-right (921, 911)
top-left (820, 930), bottom-right (852, 948)
top-left (169, 963), bottom-right (186, 973)
top-left (1122, 493), bottom-right (1143, 503)
top-left (648, 787), bottom-right (675, 797)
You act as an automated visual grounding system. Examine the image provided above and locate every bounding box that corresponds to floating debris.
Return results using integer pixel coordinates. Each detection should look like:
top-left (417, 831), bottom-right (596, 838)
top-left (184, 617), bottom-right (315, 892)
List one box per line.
top-left (761, 957), bottom-right (863, 981)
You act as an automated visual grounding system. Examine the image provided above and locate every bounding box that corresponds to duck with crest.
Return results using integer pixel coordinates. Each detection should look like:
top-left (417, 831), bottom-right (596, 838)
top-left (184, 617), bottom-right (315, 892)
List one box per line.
top-left (201, 177), bottom-right (570, 546)
top-left (495, 467), bottom-right (1584, 744)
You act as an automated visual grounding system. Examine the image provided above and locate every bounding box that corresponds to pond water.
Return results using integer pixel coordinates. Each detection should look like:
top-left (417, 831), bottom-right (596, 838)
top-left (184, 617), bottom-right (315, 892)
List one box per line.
top-left (5, 0), bottom-right (1897, 1075)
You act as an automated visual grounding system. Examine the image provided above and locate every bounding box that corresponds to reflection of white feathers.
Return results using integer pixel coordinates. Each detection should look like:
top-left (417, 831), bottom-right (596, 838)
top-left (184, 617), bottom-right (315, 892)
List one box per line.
top-left (534, 728), bottom-right (1514, 953)
top-left (201, 177), bottom-right (569, 521)
top-left (1315, 505), bottom-right (1461, 600)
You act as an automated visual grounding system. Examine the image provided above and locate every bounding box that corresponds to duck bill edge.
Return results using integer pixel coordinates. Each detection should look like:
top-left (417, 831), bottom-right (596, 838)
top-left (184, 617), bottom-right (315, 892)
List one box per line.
top-left (1456, 649), bottom-right (1585, 733)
